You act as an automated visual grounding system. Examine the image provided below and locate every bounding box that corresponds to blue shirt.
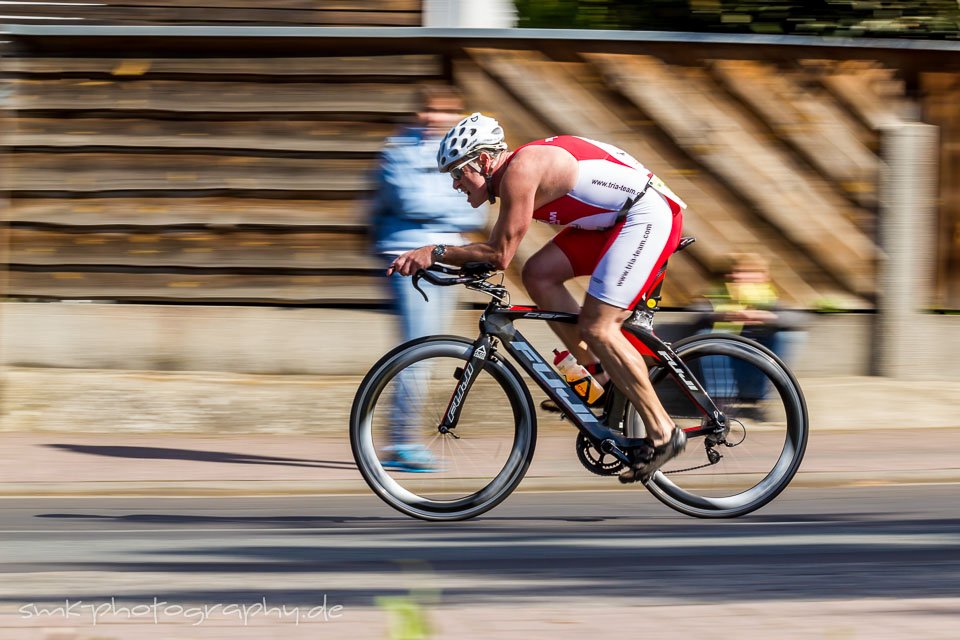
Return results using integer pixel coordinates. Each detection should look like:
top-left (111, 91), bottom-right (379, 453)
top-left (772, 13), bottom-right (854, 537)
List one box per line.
top-left (370, 126), bottom-right (487, 253)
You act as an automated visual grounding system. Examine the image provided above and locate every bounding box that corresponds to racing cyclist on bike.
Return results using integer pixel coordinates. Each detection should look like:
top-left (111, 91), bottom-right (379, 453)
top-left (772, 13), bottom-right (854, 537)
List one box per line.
top-left (387, 113), bottom-right (687, 482)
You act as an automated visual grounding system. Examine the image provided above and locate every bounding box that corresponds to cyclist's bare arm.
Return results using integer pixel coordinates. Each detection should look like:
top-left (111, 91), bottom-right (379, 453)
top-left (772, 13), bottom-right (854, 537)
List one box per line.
top-left (387, 158), bottom-right (538, 276)
top-left (384, 211), bottom-right (530, 277)
top-left (439, 170), bottom-right (536, 270)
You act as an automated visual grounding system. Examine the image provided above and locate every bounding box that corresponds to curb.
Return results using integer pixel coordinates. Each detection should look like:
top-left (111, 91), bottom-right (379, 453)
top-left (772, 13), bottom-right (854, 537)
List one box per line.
top-left (1, 469), bottom-right (956, 498)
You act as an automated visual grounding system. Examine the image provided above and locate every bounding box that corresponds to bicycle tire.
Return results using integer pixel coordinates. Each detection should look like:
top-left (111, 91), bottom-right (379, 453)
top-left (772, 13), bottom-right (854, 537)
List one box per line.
top-left (350, 335), bottom-right (537, 521)
top-left (634, 333), bottom-right (808, 518)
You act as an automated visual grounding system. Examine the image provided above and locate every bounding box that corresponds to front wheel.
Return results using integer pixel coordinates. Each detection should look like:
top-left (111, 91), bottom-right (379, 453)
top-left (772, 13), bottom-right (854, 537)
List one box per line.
top-left (633, 333), bottom-right (809, 518)
top-left (350, 336), bottom-right (537, 521)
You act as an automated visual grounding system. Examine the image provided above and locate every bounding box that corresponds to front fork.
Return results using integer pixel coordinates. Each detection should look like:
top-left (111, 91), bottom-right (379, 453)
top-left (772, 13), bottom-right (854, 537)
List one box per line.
top-left (438, 335), bottom-right (493, 436)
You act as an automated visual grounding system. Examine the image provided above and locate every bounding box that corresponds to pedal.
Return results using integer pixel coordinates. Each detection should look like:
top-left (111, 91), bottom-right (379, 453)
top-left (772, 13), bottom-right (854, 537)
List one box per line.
top-left (607, 439), bottom-right (655, 484)
top-left (599, 439), bottom-right (632, 466)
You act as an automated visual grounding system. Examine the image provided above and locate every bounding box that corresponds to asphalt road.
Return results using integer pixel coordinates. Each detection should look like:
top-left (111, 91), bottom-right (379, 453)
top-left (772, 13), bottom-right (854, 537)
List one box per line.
top-left (1, 486), bottom-right (958, 639)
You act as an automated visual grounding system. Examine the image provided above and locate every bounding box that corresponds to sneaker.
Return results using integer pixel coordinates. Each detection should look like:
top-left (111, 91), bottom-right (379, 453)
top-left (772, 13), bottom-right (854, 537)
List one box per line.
top-left (540, 393), bottom-right (604, 414)
top-left (540, 398), bottom-right (562, 413)
top-left (618, 426), bottom-right (687, 484)
top-left (381, 444), bottom-right (441, 473)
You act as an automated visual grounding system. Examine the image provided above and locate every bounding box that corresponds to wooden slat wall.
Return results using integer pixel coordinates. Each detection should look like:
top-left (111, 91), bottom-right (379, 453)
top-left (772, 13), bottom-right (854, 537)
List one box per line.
top-left (8, 228), bottom-right (375, 268)
top-left (922, 72), bottom-right (960, 309)
top-left (584, 52), bottom-right (878, 299)
top-left (810, 60), bottom-right (912, 131)
top-left (2, 53), bottom-right (445, 305)
top-left (10, 118), bottom-right (396, 154)
top-left (11, 79), bottom-right (420, 113)
top-left (6, 154), bottom-right (373, 192)
top-left (808, 59), bottom-right (957, 308)
top-left (6, 56), bottom-right (440, 77)
top-left (709, 59), bottom-right (879, 209)
top-left (2, 42), bottom-right (942, 312)
top-left (0, 0), bottom-right (421, 26)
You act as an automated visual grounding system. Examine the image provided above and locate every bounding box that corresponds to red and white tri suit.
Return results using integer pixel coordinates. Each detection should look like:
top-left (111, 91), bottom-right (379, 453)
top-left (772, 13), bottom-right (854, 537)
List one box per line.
top-left (509, 135), bottom-right (685, 309)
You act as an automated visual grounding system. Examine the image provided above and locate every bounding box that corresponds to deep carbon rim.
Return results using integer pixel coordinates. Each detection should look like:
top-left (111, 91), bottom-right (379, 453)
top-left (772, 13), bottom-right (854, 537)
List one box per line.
top-left (349, 336), bottom-right (536, 521)
top-left (642, 334), bottom-right (808, 518)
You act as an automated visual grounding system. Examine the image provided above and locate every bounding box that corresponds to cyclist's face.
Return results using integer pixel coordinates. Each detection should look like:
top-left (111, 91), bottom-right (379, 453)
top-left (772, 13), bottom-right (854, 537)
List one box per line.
top-left (451, 158), bottom-right (486, 208)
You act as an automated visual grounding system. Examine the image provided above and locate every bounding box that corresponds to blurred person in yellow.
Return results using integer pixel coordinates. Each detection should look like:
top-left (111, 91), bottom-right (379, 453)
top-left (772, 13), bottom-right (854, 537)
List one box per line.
top-left (369, 87), bottom-right (487, 472)
top-left (691, 252), bottom-right (805, 414)
top-left (709, 253), bottom-right (780, 331)
top-left (387, 114), bottom-right (687, 483)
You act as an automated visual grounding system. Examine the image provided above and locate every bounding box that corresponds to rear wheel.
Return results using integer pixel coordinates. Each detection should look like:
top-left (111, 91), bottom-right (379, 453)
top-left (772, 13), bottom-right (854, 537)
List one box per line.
top-left (632, 333), bottom-right (808, 518)
top-left (350, 336), bottom-right (537, 521)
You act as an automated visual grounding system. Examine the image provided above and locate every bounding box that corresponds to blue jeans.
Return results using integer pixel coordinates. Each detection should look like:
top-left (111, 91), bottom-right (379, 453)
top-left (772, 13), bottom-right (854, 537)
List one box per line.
top-left (697, 330), bottom-right (794, 402)
top-left (387, 271), bottom-right (459, 444)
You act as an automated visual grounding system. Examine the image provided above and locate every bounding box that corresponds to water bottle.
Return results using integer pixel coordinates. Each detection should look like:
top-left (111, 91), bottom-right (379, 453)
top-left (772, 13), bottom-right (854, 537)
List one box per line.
top-left (552, 349), bottom-right (604, 405)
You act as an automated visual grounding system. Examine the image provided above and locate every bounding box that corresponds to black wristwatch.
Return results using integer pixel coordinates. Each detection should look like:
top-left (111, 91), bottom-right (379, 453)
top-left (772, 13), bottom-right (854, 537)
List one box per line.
top-left (431, 244), bottom-right (447, 263)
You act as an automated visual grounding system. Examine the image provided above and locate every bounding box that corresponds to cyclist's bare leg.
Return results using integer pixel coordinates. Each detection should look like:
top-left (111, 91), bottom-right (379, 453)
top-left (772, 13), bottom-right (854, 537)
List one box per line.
top-left (578, 294), bottom-right (674, 446)
top-left (522, 243), bottom-right (604, 377)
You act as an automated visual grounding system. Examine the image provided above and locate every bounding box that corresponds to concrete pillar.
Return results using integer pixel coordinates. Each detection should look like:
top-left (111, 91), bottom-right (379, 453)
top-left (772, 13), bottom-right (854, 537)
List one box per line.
top-left (876, 123), bottom-right (939, 378)
top-left (422, 0), bottom-right (516, 28)
top-left (0, 51), bottom-right (10, 414)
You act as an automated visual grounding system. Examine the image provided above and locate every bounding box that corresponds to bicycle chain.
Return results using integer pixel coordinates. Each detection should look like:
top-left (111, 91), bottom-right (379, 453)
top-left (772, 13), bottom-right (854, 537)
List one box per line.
top-left (664, 455), bottom-right (720, 475)
top-left (664, 421), bottom-right (745, 474)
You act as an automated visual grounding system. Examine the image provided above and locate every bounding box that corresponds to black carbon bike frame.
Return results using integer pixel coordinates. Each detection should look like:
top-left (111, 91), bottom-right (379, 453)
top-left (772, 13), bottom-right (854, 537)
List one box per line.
top-left (418, 267), bottom-right (730, 465)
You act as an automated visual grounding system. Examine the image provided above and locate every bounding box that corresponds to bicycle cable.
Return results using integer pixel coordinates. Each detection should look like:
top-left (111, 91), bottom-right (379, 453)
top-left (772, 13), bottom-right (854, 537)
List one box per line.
top-left (663, 418), bottom-right (745, 474)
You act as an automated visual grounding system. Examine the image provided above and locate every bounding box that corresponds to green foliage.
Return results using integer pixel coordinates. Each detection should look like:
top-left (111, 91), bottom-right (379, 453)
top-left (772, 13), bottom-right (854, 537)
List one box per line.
top-left (376, 596), bottom-right (433, 640)
top-left (514, 0), bottom-right (960, 39)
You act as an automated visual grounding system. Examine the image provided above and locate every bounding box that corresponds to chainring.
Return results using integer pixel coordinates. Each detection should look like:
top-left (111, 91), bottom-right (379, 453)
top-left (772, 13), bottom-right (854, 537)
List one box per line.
top-left (575, 433), bottom-right (625, 476)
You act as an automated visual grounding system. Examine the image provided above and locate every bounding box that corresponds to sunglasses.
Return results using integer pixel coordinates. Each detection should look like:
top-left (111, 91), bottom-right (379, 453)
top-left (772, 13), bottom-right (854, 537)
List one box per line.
top-left (450, 158), bottom-right (479, 182)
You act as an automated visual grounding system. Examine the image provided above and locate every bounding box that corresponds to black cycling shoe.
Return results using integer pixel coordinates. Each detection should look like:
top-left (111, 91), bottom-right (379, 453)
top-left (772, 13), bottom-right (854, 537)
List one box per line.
top-left (618, 426), bottom-right (687, 484)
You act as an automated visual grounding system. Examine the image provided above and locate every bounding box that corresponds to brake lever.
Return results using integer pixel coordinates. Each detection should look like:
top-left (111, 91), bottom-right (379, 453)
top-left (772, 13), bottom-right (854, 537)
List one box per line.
top-left (411, 271), bottom-right (430, 302)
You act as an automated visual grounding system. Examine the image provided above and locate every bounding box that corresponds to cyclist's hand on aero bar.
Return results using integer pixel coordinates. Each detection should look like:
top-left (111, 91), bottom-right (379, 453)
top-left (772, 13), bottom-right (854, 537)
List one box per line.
top-left (386, 246), bottom-right (435, 277)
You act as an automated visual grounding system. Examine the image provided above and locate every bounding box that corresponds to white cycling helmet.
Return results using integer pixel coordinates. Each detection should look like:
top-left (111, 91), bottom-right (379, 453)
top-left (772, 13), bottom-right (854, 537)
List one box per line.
top-left (437, 112), bottom-right (507, 172)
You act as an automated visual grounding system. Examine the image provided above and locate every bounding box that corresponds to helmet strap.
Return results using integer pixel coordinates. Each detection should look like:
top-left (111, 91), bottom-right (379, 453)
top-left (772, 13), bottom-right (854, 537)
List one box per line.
top-left (479, 154), bottom-right (498, 204)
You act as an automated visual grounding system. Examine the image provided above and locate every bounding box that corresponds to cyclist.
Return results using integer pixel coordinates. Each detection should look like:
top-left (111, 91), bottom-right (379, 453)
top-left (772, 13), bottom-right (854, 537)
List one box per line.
top-left (387, 113), bottom-right (687, 482)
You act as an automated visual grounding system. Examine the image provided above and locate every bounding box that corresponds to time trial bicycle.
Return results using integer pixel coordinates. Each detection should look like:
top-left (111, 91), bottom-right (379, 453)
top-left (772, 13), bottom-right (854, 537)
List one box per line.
top-left (350, 237), bottom-right (808, 521)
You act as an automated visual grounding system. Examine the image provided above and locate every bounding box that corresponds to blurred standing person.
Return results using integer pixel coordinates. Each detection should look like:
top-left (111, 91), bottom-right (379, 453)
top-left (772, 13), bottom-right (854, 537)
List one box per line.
top-left (692, 253), bottom-right (805, 414)
top-left (369, 86), bottom-right (487, 472)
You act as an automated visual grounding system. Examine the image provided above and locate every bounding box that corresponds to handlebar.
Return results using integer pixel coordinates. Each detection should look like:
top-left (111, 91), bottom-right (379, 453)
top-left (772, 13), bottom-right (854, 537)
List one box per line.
top-left (411, 262), bottom-right (498, 302)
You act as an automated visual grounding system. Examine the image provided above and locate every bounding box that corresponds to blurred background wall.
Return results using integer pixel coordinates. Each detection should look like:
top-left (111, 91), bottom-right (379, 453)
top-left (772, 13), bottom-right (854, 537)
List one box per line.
top-left (0, 1), bottom-right (958, 380)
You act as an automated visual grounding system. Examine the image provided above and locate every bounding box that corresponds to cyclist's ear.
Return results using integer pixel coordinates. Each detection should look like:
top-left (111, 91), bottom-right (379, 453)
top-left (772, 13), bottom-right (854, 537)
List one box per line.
top-left (477, 152), bottom-right (492, 174)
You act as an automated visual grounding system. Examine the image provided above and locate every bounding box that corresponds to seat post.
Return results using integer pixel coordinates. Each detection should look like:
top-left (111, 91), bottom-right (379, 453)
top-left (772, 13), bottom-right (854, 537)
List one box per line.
top-left (627, 236), bottom-right (694, 330)
top-left (630, 271), bottom-right (665, 331)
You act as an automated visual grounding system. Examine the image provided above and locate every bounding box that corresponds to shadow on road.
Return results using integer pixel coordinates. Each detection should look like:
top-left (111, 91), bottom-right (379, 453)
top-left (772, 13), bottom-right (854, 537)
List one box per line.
top-left (45, 444), bottom-right (355, 470)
